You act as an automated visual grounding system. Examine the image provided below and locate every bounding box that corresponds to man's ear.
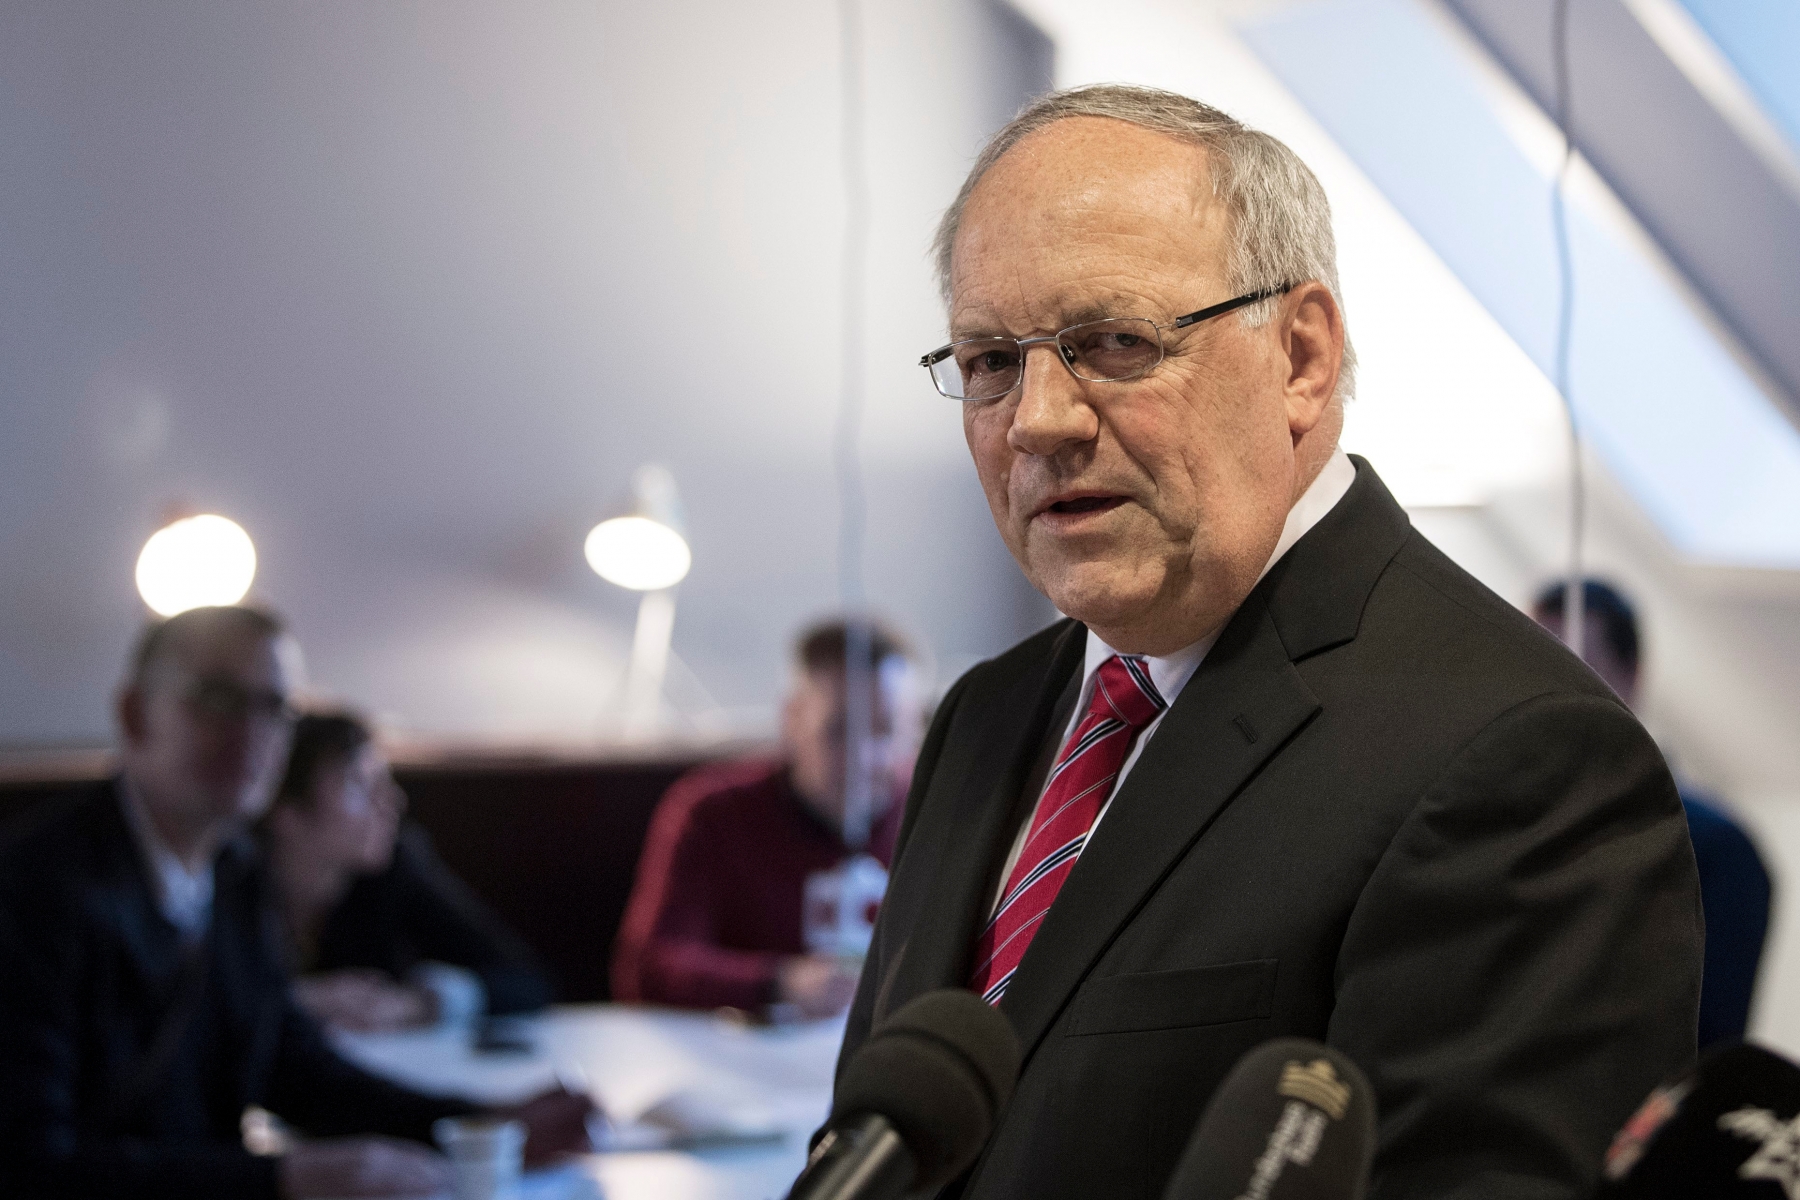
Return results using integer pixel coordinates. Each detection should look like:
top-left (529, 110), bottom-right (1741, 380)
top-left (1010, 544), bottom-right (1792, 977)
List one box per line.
top-left (778, 686), bottom-right (806, 750)
top-left (116, 686), bottom-right (147, 746)
top-left (1280, 281), bottom-right (1344, 437)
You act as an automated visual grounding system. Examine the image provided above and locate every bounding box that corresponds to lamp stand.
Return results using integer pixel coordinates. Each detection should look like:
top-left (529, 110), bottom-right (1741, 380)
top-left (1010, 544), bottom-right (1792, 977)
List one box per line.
top-left (623, 587), bottom-right (677, 739)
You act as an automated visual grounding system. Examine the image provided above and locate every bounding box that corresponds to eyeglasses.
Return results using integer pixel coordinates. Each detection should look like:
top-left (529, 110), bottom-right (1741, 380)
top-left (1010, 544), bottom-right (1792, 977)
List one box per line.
top-left (181, 677), bottom-right (296, 726)
top-left (919, 284), bottom-right (1293, 402)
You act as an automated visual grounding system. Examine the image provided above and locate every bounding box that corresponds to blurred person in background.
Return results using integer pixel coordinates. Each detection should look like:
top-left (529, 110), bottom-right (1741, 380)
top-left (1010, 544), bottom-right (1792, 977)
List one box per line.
top-left (1534, 578), bottom-right (1772, 1048)
top-left (261, 710), bottom-right (553, 1033)
top-left (0, 605), bottom-right (592, 1200)
top-left (611, 618), bottom-right (924, 1019)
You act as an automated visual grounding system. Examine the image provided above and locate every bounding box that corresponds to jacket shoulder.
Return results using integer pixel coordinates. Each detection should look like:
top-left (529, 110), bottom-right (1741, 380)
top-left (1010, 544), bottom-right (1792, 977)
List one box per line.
top-left (657, 757), bottom-right (789, 827)
top-left (0, 784), bottom-right (121, 891)
top-left (1367, 529), bottom-right (1614, 702)
top-left (0, 788), bottom-right (137, 961)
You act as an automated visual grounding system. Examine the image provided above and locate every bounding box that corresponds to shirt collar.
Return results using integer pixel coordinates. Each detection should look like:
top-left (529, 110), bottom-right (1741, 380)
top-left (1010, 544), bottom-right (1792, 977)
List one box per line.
top-left (118, 775), bottom-right (215, 941)
top-left (1081, 447), bottom-right (1357, 707)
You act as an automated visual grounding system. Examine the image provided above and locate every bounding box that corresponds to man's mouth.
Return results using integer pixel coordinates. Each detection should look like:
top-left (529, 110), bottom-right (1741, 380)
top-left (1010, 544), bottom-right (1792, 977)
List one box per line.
top-left (1038, 494), bottom-right (1128, 520)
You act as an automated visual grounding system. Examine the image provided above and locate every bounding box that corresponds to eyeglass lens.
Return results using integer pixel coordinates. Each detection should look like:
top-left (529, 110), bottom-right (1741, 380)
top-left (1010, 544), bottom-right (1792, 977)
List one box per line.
top-left (184, 678), bottom-right (294, 724)
top-left (931, 318), bottom-right (1164, 400)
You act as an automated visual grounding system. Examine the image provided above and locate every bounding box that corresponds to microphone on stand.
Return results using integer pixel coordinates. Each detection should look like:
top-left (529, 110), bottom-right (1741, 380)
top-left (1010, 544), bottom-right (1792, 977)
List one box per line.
top-left (1595, 1041), bottom-right (1800, 1197)
top-left (787, 989), bottom-right (1022, 1200)
top-left (1163, 1038), bottom-right (1375, 1200)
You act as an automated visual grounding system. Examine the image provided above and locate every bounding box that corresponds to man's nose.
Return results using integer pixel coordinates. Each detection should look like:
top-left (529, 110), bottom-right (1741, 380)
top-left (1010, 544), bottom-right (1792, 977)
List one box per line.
top-left (377, 777), bottom-right (407, 818)
top-left (1007, 341), bottom-right (1099, 457)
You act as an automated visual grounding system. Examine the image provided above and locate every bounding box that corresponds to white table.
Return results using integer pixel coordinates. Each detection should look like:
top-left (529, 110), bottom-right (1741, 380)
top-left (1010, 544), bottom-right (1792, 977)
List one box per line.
top-left (334, 1006), bottom-right (846, 1200)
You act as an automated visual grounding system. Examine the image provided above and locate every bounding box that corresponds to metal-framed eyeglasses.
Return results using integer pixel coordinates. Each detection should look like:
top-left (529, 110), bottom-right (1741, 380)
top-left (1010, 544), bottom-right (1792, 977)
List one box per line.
top-left (919, 284), bottom-right (1293, 402)
top-left (180, 676), bottom-right (297, 727)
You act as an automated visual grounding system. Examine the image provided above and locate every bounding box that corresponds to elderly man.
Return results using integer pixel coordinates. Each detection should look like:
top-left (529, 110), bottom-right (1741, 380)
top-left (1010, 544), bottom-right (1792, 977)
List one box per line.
top-left (840, 86), bottom-right (1701, 1200)
top-left (0, 606), bottom-right (590, 1200)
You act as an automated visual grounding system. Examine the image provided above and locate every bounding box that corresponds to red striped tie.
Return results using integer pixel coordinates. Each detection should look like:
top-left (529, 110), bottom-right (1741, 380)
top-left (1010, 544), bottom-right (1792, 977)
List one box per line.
top-left (970, 655), bottom-right (1166, 1005)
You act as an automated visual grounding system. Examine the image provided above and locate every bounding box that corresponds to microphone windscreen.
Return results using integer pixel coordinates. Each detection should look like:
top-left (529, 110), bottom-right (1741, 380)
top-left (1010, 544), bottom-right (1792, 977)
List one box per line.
top-left (1598, 1041), bottom-right (1800, 1197)
top-left (831, 989), bottom-right (1022, 1188)
top-left (1163, 1038), bottom-right (1375, 1200)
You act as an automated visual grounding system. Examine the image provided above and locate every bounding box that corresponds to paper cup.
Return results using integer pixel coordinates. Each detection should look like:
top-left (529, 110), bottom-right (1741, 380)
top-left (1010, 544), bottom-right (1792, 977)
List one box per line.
top-left (433, 1116), bottom-right (525, 1200)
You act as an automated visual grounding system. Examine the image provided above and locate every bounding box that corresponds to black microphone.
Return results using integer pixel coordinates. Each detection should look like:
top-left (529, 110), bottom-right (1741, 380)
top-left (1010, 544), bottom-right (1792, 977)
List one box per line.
top-left (787, 989), bottom-right (1022, 1200)
top-left (1163, 1038), bottom-right (1375, 1200)
top-left (1595, 1041), bottom-right (1800, 1197)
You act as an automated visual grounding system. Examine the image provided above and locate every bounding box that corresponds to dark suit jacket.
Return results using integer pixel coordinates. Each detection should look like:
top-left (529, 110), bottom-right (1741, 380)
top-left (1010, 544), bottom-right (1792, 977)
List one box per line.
top-left (311, 821), bottom-right (553, 1015)
top-left (841, 459), bottom-right (1702, 1200)
top-left (1683, 792), bottom-right (1772, 1048)
top-left (0, 782), bottom-right (475, 1200)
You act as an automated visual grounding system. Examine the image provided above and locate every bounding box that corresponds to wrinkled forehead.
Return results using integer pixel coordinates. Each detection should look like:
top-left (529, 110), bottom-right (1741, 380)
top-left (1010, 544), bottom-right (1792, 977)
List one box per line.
top-left (145, 624), bottom-right (293, 693)
top-left (949, 118), bottom-right (1229, 330)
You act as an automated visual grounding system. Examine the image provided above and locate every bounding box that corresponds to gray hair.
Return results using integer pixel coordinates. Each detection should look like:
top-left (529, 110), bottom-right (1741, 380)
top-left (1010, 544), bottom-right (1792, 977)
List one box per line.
top-left (932, 83), bottom-right (1355, 399)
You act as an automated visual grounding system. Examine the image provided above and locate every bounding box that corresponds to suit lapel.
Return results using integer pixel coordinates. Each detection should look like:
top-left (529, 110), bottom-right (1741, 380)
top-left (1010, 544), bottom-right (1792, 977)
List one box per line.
top-left (999, 601), bottom-right (1320, 1061)
top-left (211, 842), bottom-right (287, 1107)
top-left (995, 459), bottom-right (1413, 1061)
top-left (92, 783), bottom-right (188, 997)
top-left (882, 621), bottom-right (1086, 1017)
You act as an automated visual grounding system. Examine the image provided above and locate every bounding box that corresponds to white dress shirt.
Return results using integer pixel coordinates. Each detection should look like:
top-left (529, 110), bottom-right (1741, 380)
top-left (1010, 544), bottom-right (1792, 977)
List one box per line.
top-left (119, 778), bottom-right (215, 943)
top-left (991, 449), bottom-right (1357, 904)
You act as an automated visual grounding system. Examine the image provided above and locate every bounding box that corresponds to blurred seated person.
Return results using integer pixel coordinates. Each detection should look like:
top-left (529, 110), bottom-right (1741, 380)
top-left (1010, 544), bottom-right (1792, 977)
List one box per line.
top-left (0, 606), bottom-right (592, 1200)
top-left (612, 618), bottom-right (923, 1019)
top-left (263, 710), bottom-right (553, 1032)
top-left (1534, 579), bottom-right (1772, 1048)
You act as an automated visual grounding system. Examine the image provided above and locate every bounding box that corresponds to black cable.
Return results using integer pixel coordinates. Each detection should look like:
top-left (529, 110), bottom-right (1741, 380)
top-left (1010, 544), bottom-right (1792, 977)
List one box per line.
top-left (1551, 0), bottom-right (1587, 659)
top-left (836, 0), bottom-right (875, 850)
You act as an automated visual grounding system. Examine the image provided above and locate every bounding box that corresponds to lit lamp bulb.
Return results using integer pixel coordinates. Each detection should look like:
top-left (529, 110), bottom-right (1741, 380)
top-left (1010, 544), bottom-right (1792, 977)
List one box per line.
top-left (135, 514), bottom-right (258, 617)
top-left (583, 516), bottom-right (691, 591)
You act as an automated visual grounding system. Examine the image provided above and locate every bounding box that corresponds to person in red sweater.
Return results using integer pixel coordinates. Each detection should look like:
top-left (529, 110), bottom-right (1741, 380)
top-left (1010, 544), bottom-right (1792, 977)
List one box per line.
top-left (611, 620), bottom-right (922, 1019)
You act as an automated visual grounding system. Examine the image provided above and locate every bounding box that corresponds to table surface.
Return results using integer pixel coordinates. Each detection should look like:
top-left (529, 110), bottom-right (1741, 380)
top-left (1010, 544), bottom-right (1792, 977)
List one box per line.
top-left (334, 1005), bottom-right (846, 1200)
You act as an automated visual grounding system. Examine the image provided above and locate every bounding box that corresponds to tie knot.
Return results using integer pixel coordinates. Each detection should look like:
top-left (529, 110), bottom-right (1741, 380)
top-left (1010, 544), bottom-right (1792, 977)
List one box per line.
top-left (1089, 656), bottom-right (1166, 729)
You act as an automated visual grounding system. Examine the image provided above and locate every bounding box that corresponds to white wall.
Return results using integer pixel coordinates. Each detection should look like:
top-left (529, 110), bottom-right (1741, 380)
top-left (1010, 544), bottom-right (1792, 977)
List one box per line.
top-left (0, 0), bottom-right (1054, 745)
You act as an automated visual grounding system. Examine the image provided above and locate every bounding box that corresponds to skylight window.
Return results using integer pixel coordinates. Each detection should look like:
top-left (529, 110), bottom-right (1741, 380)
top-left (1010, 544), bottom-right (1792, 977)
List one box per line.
top-left (1676, 0), bottom-right (1800, 153)
top-left (1240, 0), bottom-right (1800, 568)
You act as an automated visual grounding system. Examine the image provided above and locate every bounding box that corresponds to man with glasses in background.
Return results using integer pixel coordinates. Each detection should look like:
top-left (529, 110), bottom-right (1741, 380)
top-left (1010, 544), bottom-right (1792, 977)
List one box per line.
top-left (842, 85), bottom-right (1701, 1200)
top-left (0, 605), bottom-right (592, 1200)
